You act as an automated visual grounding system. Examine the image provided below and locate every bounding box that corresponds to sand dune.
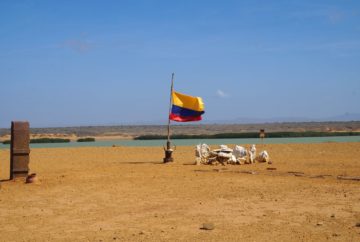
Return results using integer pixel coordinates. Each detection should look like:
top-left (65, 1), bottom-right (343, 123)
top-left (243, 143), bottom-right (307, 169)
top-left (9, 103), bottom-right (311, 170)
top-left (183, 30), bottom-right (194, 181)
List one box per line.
top-left (0, 143), bottom-right (360, 241)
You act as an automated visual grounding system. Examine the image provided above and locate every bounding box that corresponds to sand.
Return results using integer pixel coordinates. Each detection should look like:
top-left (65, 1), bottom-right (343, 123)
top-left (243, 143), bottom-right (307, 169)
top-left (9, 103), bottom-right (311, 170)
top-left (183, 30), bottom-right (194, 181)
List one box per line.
top-left (0, 143), bottom-right (360, 241)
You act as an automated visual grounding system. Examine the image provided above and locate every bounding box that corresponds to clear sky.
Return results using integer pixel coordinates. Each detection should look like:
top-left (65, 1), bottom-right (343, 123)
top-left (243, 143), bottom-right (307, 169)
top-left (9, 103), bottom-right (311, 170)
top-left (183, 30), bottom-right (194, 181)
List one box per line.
top-left (0, 0), bottom-right (359, 127)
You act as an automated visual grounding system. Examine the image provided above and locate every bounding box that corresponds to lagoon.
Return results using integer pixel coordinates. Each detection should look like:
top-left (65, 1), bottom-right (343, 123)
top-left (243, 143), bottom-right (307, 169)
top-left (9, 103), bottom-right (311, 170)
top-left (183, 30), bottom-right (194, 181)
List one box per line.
top-left (1, 136), bottom-right (360, 149)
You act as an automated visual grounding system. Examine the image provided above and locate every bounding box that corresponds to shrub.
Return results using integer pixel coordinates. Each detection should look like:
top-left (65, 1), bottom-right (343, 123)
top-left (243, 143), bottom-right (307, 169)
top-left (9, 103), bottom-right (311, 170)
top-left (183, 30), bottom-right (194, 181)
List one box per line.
top-left (30, 138), bottom-right (70, 143)
top-left (77, 137), bottom-right (95, 142)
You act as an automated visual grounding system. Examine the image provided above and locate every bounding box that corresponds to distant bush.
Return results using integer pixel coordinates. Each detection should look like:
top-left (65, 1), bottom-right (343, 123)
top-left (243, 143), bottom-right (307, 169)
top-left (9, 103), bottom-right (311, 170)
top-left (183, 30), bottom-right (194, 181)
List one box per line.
top-left (77, 137), bottom-right (95, 142)
top-left (2, 138), bottom-right (71, 144)
top-left (30, 138), bottom-right (70, 143)
top-left (134, 131), bottom-right (360, 140)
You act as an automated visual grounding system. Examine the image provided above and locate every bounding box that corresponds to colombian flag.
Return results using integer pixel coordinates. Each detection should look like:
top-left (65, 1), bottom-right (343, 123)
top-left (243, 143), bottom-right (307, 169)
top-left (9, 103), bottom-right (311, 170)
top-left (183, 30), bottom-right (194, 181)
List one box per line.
top-left (170, 91), bottom-right (205, 122)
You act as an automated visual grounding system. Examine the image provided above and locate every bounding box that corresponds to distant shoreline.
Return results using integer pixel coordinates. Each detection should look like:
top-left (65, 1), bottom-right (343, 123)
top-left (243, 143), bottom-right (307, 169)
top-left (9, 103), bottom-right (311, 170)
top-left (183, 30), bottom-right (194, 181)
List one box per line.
top-left (135, 131), bottom-right (360, 140)
top-left (1, 121), bottom-right (360, 142)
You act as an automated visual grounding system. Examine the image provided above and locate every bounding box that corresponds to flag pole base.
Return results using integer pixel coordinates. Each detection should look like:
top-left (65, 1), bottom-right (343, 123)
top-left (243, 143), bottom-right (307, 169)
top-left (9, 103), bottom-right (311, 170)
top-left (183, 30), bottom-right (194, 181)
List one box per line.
top-left (163, 149), bottom-right (174, 163)
top-left (163, 141), bottom-right (174, 163)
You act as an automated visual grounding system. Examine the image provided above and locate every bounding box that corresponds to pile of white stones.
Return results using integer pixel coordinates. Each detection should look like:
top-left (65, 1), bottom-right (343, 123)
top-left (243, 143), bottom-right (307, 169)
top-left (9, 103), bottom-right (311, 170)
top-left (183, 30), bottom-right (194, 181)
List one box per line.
top-left (195, 144), bottom-right (270, 165)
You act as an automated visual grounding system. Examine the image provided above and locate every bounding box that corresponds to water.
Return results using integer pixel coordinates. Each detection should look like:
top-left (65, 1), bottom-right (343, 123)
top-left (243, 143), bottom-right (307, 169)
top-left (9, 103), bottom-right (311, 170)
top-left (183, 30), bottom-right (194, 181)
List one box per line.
top-left (1, 136), bottom-right (360, 149)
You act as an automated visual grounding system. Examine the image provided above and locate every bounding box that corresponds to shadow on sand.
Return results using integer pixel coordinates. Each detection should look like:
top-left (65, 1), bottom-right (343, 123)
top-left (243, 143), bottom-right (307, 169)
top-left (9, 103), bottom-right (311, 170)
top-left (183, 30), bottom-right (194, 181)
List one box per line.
top-left (119, 161), bottom-right (164, 165)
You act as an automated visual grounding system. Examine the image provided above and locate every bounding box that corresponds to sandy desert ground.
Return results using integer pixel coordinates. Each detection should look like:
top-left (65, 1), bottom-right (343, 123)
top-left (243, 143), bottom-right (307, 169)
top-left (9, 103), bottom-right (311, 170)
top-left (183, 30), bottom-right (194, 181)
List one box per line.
top-left (0, 143), bottom-right (360, 241)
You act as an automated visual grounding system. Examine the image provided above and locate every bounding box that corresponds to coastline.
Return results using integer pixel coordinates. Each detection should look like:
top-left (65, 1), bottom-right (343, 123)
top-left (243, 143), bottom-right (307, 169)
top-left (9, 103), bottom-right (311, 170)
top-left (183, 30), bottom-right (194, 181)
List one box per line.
top-left (1, 121), bottom-right (360, 142)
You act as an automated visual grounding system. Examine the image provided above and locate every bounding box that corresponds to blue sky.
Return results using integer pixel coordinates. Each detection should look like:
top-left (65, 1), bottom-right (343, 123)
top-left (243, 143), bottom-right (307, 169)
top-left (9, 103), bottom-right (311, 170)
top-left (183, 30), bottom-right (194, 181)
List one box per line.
top-left (0, 0), bottom-right (359, 127)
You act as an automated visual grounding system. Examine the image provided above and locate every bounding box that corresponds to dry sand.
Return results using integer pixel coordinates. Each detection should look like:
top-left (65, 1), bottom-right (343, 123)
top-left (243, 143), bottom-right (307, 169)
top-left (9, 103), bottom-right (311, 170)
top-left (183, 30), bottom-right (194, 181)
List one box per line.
top-left (0, 143), bottom-right (360, 241)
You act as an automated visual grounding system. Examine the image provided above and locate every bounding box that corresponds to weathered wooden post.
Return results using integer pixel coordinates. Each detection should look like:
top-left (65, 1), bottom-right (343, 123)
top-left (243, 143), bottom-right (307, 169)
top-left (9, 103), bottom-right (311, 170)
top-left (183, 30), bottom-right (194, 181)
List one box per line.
top-left (259, 129), bottom-right (265, 139)
top-left (259, 129), bottom-right (265, 147)
top-left (10, 121), bottom-right (30, 180)
top-left (164, 73), bottom-right (175, 163)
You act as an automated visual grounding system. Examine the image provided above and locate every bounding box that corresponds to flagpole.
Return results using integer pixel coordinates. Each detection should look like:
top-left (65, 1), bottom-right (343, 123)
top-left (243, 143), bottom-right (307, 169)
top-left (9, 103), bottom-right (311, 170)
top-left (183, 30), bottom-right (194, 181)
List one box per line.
top-left (167, 73), bottom-right (174, 143)
top-left (164, 73), bottom-right (175, 163)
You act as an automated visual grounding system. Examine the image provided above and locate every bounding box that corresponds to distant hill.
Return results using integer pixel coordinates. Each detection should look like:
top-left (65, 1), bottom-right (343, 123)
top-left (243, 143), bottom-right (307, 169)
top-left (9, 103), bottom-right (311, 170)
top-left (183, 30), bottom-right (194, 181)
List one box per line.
top-left (1, 121), bottom-right (360, 139)
top-left (322, 113), bottom-right (360, 122)
top-left (203, 113), bottom-right (360, 124)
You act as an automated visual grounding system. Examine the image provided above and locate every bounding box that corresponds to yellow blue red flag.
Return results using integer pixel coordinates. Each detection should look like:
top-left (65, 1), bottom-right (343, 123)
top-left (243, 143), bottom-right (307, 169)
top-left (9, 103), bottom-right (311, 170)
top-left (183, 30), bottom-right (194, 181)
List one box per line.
top-left (170, 91), bottom-right (205, 122)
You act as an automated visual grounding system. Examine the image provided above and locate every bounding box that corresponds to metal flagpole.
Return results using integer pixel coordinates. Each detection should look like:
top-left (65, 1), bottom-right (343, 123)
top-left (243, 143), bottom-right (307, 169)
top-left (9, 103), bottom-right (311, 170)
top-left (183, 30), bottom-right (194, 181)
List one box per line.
top-left (163, 73), bottom-right (175, 163)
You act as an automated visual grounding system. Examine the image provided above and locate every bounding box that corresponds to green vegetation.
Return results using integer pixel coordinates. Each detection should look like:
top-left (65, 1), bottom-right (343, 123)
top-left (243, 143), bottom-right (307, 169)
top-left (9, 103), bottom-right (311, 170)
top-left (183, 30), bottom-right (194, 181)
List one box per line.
top-left (30, 138), bottom-right (70, 143)
top-left (134, 131), bottom-right (360, 140)
top-left (77, 137), bottom-right (95, 142)
top-left (2, 138), bottom-right (71, 144)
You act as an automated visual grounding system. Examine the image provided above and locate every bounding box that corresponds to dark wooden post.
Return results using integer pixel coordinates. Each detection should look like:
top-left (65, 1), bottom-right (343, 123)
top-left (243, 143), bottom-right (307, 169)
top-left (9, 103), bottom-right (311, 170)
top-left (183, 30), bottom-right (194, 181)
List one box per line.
top-left (10, 121), bottom-right (30, 180)
top-left (259, 129), bottom-right (265, 139)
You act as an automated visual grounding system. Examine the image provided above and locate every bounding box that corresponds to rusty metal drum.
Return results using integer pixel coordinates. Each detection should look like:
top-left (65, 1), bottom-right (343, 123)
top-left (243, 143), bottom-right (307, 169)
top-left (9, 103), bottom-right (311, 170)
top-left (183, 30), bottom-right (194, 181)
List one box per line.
top-left (10, 121), bottom-right (30, 179)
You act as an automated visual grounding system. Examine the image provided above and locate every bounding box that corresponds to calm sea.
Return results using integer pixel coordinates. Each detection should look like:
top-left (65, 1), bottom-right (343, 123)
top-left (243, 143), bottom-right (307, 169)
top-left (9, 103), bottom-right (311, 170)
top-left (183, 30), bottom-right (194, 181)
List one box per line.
top-left (1, 136), bottom-right (360, 149)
